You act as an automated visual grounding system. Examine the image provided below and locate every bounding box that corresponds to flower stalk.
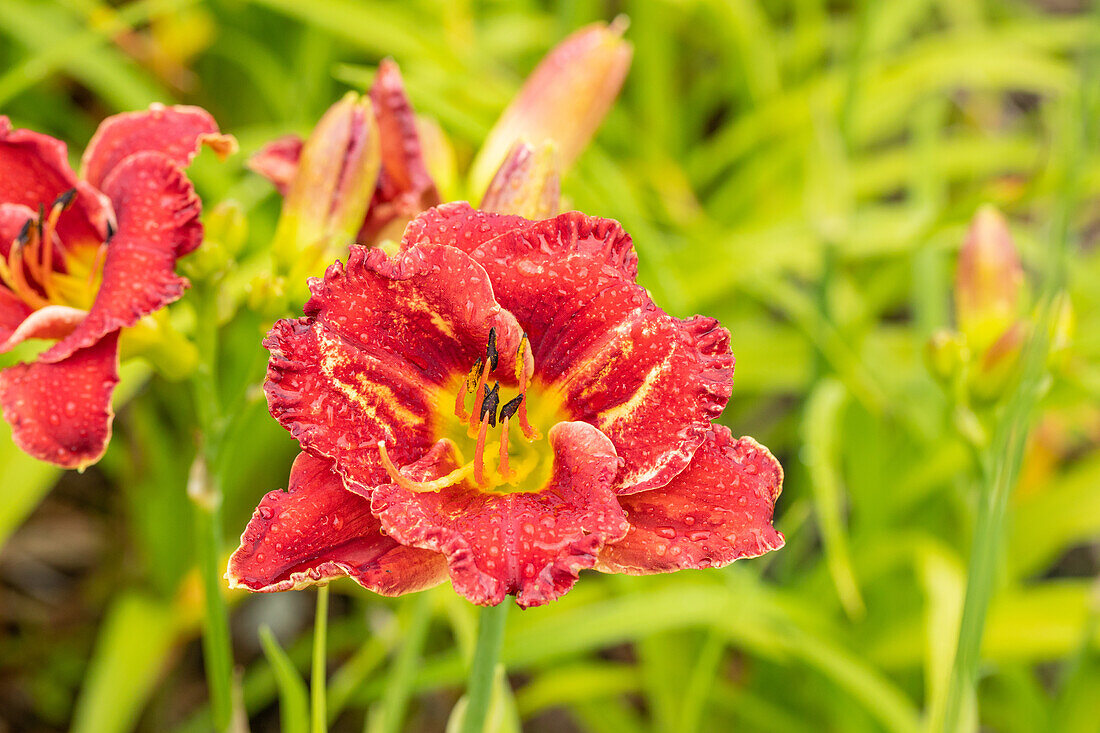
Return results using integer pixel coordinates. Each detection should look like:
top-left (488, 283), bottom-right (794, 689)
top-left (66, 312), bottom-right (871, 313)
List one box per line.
top-left (311, 584), bottom-right (330, 733)
top-left (460, 602), bottom-right (509, 733)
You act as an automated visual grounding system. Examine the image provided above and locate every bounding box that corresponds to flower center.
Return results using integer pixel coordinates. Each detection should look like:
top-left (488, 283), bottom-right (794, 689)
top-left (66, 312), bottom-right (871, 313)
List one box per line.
top-left (378, 328), bottom-right (566, 494)
top-left (0, 189), bottom-right (106, 312)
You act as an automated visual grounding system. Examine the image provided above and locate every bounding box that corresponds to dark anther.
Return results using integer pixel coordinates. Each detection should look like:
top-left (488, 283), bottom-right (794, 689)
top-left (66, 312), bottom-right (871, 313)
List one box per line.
top-left (53, 188), bottom-right (77, 210)
top-left (105, 219), bottom-right (117, 241)
top-left (486, 327), bottom-right (499, 371)
top-left (499, 394), bottom-right (523, 422)
top-left (36, 204), bottom-right (45, 239)
top-left (480, 382), bottom-right (501, 427)
top-left (15, 219), bottom-right (32, 246)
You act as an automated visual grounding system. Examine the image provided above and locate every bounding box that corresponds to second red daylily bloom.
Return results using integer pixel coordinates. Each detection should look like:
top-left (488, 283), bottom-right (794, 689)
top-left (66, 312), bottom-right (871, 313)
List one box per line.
top-left (229, 203), bottom-right (784, 607)
top-left (0, 105), bottom-right (235, 468)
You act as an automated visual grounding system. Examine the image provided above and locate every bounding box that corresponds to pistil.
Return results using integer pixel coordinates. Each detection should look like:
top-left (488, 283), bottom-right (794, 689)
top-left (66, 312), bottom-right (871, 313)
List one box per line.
top-left (378, 441), bottom-right (475, 492)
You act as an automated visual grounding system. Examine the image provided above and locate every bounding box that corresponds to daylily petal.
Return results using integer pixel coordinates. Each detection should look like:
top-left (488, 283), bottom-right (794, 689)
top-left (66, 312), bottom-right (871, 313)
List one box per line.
top-left (368, 421), bottom-right (628, 608)
top-left (597, 426), bottom-right (785, 574)
top-left (0, 287), bottom-right (32, 347)
top-left (0, 305), bottom-right (85, 353)
top-left (81, 103), bottom-right (236, 189)
top-left (265, 243), bottom-right (525, 488)
top-left (401, 200), bottom-right (528, 253)
top-left (0, 202), bottom-right (35, 252)
top-left (227, 451), bottom-right (447, 594)
top-left (406, 205), bottom-right (729, 494)
top-left (401, 201), bottom-right (637, 280)
top-left (248, 134), bottom-right (303, 196)
top-left (0, 331), bottom-right (119, 469)
top-left (0, 117), bottom-right (111, 246)
top-left (40, 151), bottom-right (201, 364)
top-left (360, 59), bottom-right (440, 243)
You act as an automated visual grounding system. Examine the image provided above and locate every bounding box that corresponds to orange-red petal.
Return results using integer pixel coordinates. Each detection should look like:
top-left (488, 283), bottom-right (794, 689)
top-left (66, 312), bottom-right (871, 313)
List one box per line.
top-left (368, 422), bottom-right (628, 608)
top-left (0, 117), bottom-right (111, 246)
top-left (227, 451), bottom-right (447, 594)
top-left (0, 331), bottom-right (118, 469)
top-left (40, 151), bottom-right (201, 364)
top-left (81, 103), bottom-right (235, 189)
top-left (597, 426), bottom-right (784, 574)
top-left (264, 244), bottom-right (524, 488)
top-left (0, 287), bottom-right (32, 349)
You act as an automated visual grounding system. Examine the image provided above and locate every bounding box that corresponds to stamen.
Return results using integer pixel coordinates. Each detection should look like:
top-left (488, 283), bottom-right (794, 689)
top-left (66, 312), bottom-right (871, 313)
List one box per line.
top-left (516, 364), bottom-right (541, 441)
top-left (4, 236), bottom-right (49, 309)
top-left (499, 394), bottom-right (523, 422)
top-left (36, 192), bottom-right (71, 302)
top-left (486, 326), bottom-right (499, 371)
top-left (498, 415), bottom-right (512, 481)
top-left (514, 334), bottom-right (529, 382)
top-left (454, 358), bottom-right (483, 420)
top-left (467, 358), bottom-right (491, 436)
top-left (378, 441), bottom-right (474, 493)
top-left (473, 411), bottom-right (490, 485)
top-left (480, 382), bottom-right (500, 427)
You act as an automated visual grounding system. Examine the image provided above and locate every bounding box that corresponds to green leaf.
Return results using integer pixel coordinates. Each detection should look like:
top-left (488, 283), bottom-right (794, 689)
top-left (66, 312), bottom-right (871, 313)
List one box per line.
top-left (259, 625), bottom-right (309, 733)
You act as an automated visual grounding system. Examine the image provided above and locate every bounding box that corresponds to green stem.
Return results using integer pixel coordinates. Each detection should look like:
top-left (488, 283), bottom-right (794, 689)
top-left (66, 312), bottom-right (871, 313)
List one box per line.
top-left (371, 591), bottom-right (434, 733)
top-left (940, 21), bottom-right (1091, 726)
top-left (311, 585), bottom-right (330, 733)
top-left (191, 461), bottom-right (234, 731)
top-left (189, 288), bottom-right (235, 732)
top-left (460, 602), bottom-right (509, 733)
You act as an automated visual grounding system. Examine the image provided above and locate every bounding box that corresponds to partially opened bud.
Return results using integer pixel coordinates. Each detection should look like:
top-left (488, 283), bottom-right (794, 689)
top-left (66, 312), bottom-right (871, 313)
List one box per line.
top-left (273, 92), bottom-right (381, 271)
top-left (955, 205), bottom-right (1025, 352)
top-left (481, 140), bottom-right (561, 219)
top-left (469, 18), bottom-right (632, 198)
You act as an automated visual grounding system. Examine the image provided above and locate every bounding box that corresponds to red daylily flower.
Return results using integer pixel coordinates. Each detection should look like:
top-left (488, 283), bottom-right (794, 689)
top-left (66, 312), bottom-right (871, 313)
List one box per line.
top-left (249, 59), bottom-right (439, 246)
top-left (229, 203), bottom-right (784, 608)
top-left (0, 105), bottom-right (235, 468)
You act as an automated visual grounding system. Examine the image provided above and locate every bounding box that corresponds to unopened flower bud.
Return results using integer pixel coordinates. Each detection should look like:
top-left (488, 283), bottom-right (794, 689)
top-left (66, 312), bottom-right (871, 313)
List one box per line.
top-left (469, 18), bottom-right (632, 198)
top-left (955, 205), bottom-right (1024, 352)
top-left (925, 329), bottom-right (967, 385)
top-left (1047, 292), bottom-right (1075, 370)
top-left (973, 321), bottom-right (1026, 401)
top-left (274, 92), bottom-right (381, 272)
top-left (481, 140), bottom-right (561, 219)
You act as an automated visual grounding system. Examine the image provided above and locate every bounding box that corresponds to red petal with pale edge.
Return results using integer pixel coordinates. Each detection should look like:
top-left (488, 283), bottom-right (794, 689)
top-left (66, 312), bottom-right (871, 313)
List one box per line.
top-left (0, 305), bottom-right (85, 353)
top-left (597, 426), bottom-right (784, 574)
top-left (40, 152), bottom-right (201, 364)
top-left (81, 104), bottom-right (236, 189)
top-left (265, 244), bottom-right (525, 488)
top-left (0, 117), bottom-right (110, 246)
top-left (404, 203), bottom-right (638, 280)
top-left (248, 135), bottom-right (303, 196)
top-left (359, 60), bottom-right (440, 243)
top-left (227, 452), bottom-right (447, 594)
top-left (407, 206), bottom-right (730, 494)
top-left (368, 422), bottom-right (628, 608)
top-left (0, 331), bottom-right (118, 469)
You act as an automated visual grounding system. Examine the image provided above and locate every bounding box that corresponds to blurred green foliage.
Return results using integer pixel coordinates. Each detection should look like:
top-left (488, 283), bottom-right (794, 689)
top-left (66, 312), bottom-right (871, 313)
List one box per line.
top-left (2, 1), bottom-right (1100, 732)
